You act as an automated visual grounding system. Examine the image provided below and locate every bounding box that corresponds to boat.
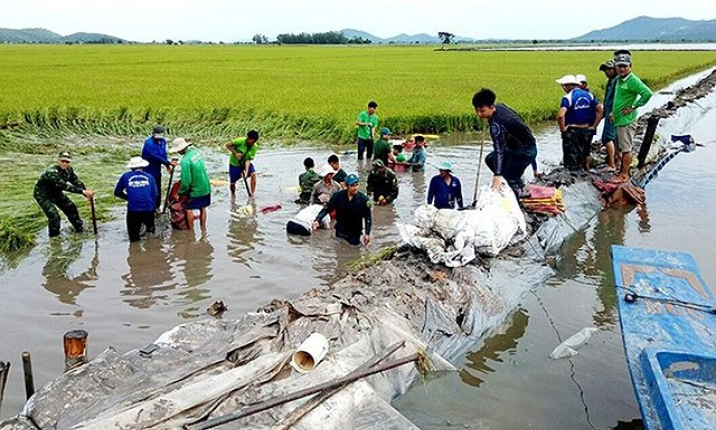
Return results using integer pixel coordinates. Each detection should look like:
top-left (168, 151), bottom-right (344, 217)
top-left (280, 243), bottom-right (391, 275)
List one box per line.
top-left (611, 245), bottom-right (716, 430)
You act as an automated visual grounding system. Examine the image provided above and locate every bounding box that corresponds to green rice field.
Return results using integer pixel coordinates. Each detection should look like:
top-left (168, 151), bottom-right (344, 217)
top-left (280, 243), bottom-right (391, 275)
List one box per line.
top-left (1, 45), bottom-right (716, 143)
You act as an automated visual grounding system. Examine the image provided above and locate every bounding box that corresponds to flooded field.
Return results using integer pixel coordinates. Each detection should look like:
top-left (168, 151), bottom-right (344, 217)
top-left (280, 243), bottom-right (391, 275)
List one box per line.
top-left (2, 85), bottom-right (716, 428)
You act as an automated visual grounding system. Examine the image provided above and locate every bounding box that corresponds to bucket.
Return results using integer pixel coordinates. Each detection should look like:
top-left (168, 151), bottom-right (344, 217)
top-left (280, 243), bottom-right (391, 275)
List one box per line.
top-left (291, 333), bottom-right (329, 373)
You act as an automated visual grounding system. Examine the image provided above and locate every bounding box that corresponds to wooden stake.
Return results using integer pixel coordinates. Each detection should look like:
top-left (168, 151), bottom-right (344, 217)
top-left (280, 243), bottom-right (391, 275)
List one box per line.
top-left (0, 361), bottom-right (9, 414)
top-left (22, 352), bottom-right (34, 400)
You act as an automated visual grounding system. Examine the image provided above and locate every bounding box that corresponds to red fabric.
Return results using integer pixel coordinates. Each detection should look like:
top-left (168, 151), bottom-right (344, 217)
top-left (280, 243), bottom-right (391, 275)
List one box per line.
top-left (259, 203), bottom-right (282, 214)
top-left (525, 184), bottom-right (557, 200)
top-left (168, 181), bottom-right (189, 230)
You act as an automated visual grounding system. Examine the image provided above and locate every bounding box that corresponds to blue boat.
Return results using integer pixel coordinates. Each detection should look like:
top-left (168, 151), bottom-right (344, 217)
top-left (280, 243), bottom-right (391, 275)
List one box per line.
top-left (611, 246), bottom-right (716, 430)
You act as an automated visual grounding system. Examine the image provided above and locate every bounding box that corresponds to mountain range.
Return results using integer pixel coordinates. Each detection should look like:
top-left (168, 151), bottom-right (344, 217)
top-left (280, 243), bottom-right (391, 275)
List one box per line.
top-left (1, 16), bottom-right (715, 44)
top-left (0, 28), bottom-right (124, 44)
top-left (573, 16), bottom-right (716, 42)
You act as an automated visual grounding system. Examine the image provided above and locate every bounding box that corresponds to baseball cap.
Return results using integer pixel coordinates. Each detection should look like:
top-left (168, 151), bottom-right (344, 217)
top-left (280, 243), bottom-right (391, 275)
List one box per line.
top-left (615, 53), bottom-right (632, 66)
top-left (373, 159), bottom-right (385, 168)
top-left (58, 151), bottom-right (72, 161)
top-left (152, 125), bottom-right (166, 138)
top-left (345, 173), bottom-right (359, 185)
top-left (438, 160), bottom-right (453, 172)
top-left (380, 127), bottom-right (392, 136)
top-left (599, 59), bottom-right (615, 71)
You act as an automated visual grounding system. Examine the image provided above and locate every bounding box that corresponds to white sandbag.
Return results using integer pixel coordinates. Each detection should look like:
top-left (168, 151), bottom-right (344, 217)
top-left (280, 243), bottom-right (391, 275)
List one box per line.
top-left (470, 182), bottom-right (527, 257)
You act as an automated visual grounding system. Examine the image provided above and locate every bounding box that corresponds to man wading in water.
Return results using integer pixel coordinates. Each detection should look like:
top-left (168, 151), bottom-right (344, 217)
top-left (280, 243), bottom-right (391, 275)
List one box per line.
top-left (312, 173), bottom-right (372, 246)
top-left (34, 151), bottom-right (95, 237)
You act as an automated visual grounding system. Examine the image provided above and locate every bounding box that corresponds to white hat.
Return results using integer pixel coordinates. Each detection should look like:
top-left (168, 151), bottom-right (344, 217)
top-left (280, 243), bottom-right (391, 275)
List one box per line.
top-left (169, 137), bottom-right (191, 153)
top-left (320, 164), bottom-right (337, 177)
top-left (126, 156), bottom-right (149, 169)
top-left (555, 74), bottom-right (580, 86)
top-left (575, 74), bottom-right (588, 83)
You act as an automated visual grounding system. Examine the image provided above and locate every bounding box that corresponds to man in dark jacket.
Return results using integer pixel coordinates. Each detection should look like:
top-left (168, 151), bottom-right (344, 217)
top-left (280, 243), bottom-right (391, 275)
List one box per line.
top-left (312, 173), bottom-right (372, 246)
top-left (114, 156), bottom-right (158, 242)
top-left (472, 88), bottom-right (537, 197)
top-left (34, 151), bottom-right (94, 237)
top-left (141, 125), bottom-right (176, 209)
top-left (366, 160), bottom-right (399, 205)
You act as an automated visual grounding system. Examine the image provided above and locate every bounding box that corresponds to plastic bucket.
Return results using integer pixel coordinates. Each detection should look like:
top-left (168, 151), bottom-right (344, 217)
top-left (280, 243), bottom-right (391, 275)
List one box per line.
top-left (291, 333), bottom-right (329, 373)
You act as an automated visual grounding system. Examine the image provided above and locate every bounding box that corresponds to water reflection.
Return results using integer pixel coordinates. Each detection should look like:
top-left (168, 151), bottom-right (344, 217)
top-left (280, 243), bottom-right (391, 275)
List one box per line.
top-left (590, 207), bottom-right (629, 327)
top-left (172, 232), bottom-right (215, 292)
top-left (121, 239), bottom-right (175, 309)
top-left (460, 309), bottom-right (529, 387)
top-left (227, 199), bottom-right (261, 267)
top-left (42, 238), bottom-right (97, 305)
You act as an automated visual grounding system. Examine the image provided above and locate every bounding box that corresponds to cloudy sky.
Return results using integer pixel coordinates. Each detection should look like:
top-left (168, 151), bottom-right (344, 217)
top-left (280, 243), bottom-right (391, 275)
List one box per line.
top-left (2, 0), bottom-right (715, 42)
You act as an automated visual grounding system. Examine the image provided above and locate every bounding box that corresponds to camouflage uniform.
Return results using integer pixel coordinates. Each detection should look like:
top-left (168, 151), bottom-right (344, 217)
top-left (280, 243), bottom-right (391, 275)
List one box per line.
top-left (34, 165), bottom-right (87, 237)
top-left (366, 166), bottom-right (399, 203)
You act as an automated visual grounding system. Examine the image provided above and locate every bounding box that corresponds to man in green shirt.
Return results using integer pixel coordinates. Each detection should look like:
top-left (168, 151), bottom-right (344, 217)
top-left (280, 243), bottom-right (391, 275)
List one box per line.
top-left (171, 138), bottom-right (212, 231)
top-left (34, 151), bottom-right (94, 237)
top-left (226, 130), bottom-right (259, 196)
top-left (611, 52), bottom-right (652, 183)
top-left (355, 101), bottom-right (379, 161)
top-left (599, 59), bottom-right (618, 172)
top-left (372, 127), bottom-right (392, 165)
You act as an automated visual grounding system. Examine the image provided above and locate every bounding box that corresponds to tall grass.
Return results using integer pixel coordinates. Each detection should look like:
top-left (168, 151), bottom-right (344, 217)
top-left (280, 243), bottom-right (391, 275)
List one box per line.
top-left (1, 45), bottom-right (715, 142)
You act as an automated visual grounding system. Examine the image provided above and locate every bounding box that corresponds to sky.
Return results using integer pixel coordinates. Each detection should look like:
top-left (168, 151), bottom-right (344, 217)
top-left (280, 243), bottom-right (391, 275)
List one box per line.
top-left (1, 0), bottom-right (715, 42)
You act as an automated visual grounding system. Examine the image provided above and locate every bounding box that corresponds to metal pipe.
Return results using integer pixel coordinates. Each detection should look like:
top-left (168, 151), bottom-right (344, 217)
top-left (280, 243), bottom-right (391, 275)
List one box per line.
top-left (186, 352), bottom-right (420, 430)
top-left (22, 352), bottom-right (34, 400)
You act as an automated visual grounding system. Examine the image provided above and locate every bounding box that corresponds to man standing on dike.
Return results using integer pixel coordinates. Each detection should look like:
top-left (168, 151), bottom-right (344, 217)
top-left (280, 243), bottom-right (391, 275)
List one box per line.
top-left (556, 74), bottom-right (603, 172)
top-left (611, 51), bottom-right (653, 183)
top-left (472, 88), bottom-right (537, 197)
top-left (171, 138), bottom-right (212, 231)
top-left (372, 127), bottom-right (393, 165)
top-left (599, 59), bottom-right (618, 172)
top-left (34, 151), bottom-right (94, 237)
top-left (312, 173), bottom-right (372, 246)
top-left (226, 130), bottom-right (259, 196)
top-left (114, 156), bottom-right (158, 242)
top-left (427, 161), bottom-right (464, 209)
top-left (366, 160), bottom-right (399, 205)
top-left (141, 125), bottom-right (176, 210)
top-left (355, 101), bottom-right (379, 161)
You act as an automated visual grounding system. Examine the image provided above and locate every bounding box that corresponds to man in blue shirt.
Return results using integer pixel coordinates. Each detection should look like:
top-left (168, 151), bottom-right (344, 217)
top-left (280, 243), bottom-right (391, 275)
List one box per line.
top-left (472, 88), bottom-right (537, 197)
top-left (406, 135), bottom-right (427, 172)
top-left (427, 161), bottom-right (463, 209)
top-left (114, 157), bottom-right (158, 242)
top-left (141, 125), bottom-right (177, 209)
top-left (556, 74), bottom-right (604, 171)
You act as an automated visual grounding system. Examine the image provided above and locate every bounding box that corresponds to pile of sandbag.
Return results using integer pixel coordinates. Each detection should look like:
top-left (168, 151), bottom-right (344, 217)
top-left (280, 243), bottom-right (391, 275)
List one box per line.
top-left (398, 181), bottom-right (527, 267)
top-left (520, 184), bottom-right (566, 215)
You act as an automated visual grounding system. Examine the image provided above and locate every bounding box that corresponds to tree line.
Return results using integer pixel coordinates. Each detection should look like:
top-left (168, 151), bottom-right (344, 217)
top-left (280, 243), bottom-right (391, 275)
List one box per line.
top-left (253, 31), bottom-right (371, 45)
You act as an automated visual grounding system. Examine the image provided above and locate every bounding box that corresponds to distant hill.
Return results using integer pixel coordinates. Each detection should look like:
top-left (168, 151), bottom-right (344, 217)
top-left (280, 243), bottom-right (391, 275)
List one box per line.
top-left (0, 28), bottom-right (126, 44)
top-left (340, 29), bottom-right (472, 44)
top-left (574, 16), bottom-right (716, 42)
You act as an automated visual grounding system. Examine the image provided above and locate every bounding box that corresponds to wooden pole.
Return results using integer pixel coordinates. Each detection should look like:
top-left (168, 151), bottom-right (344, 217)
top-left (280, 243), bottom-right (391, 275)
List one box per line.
top-left (22, 352), bottom-right (34, 400)
top-left (162, 163), bottom-right (176, 214)
top-left (0, 361), bottom-right (9, 414)
top-left (64, 330), bottom-right (89, 371)
top-left (186, 352), bottom-right (419, 430)
top-left (89, 196), bottom-right (98, 235)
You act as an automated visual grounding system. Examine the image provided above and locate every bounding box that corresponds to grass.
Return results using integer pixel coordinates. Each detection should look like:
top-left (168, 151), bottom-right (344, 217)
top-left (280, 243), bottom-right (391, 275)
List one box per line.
top-left (1, 45), bottom-right (715, 142)
top-left (0, 45), bottom-right (715, 255)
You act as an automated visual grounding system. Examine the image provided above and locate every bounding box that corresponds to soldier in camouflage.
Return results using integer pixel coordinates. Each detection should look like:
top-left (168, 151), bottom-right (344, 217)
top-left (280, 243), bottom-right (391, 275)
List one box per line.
top-left (34, 151), bottom-right (95, 237)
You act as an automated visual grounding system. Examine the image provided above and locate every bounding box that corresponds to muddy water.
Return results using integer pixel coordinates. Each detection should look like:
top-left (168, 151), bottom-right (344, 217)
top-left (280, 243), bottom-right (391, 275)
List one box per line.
top-left (394, 110), bottom-right (716, 428)
top-left (2, 101), bottom-right (715, 429)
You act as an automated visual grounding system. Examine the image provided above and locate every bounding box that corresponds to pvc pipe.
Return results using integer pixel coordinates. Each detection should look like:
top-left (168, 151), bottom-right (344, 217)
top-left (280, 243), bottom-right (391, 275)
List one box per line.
top-left (290, 333), bottom-right (329, 373)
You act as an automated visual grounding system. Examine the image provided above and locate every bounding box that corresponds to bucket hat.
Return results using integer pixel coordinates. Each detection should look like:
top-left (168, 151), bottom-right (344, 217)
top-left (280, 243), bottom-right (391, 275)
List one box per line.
top-left (126, 156), bottom-right (149, 169)
top-left (438, 161), bottom-right (453, 172)
top-left (320, 164), bottom-right (336, 177)
top-left (169, 137), bottom-right (191, 153)
top-left (555, 74), bottom-right (580, 86)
